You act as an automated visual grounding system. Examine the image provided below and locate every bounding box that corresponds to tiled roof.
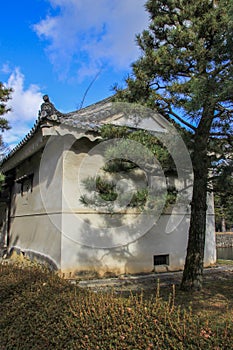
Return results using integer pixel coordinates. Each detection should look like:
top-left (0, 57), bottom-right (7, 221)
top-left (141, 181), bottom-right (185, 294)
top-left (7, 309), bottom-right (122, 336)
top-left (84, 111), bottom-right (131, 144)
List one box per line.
top-left (1, 95), bottom-right (178, 168)
top-left (1, 118), bottom-right (41, 164)
top-left (59, 97), bottom-right (114, 131)
top-left (1, 97), bottom-right (113, 166)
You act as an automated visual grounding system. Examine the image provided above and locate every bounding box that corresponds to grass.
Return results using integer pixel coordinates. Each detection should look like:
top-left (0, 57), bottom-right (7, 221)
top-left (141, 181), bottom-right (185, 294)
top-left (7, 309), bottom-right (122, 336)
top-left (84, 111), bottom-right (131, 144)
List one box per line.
top-left (216, 258), bottom-right (233, 265)
top-left (0, 262), bottom-right (232, 350)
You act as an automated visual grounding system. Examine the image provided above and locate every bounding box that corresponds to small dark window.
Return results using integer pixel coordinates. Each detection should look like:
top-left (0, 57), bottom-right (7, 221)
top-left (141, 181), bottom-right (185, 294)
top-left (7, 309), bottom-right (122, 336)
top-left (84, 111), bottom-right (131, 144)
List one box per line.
top-left (153, 254), bottom-right (169, 266)
top-left (16, 173), bottom-right (34, 197)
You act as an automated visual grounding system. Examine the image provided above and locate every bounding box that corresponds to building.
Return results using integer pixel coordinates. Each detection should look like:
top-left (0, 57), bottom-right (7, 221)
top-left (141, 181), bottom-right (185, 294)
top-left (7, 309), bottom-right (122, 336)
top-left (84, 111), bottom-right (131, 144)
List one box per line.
top-left (0, 96), bottom-right (216, 277)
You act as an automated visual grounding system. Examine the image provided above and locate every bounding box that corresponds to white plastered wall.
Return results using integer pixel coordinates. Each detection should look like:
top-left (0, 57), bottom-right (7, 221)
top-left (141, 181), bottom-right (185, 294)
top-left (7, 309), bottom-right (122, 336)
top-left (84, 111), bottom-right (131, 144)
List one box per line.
top-left (60, 137), bottom-right (216, 277)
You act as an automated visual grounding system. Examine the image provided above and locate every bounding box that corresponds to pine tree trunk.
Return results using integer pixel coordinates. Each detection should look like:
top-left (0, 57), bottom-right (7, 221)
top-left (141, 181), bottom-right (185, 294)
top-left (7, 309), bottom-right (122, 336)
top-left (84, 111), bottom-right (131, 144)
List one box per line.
top-left (181, 106), bottom-right (214, 291)
top-left (180, 162), bottom-right (208, 290)
top-left (221, 214), bottom-right (226, 232)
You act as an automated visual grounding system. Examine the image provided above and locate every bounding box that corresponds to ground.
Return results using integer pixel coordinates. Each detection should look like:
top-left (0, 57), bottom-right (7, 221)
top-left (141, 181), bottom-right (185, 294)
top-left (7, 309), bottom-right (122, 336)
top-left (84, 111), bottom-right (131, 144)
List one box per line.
top-left (74, 263), bottom-right (233, 322)
top-left (0, 260), bottom-right (232, 349)
top-left (77, 263), bottom-right (233, 292)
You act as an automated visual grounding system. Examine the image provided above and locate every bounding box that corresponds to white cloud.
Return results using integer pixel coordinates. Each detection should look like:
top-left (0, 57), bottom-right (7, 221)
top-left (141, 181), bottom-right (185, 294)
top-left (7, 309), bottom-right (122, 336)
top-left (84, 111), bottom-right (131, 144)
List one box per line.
top-left (33, 0), bottom-right (148, 80)
top-left (2, 68), bottom-right (43, 149)
top-left (1, 63), bottom-right (11, 74)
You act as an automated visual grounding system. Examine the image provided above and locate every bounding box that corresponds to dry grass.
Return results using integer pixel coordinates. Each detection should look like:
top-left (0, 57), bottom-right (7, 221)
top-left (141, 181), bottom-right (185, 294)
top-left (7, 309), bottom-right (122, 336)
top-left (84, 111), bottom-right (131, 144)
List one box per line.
top-left (0, 262), bottom-right (232, 349)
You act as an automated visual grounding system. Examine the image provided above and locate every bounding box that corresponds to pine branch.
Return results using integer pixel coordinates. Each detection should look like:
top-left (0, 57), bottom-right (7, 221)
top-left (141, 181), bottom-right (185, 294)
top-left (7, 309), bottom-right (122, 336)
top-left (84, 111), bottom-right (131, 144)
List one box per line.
top-left (168, 109), bottom-right (196, 131)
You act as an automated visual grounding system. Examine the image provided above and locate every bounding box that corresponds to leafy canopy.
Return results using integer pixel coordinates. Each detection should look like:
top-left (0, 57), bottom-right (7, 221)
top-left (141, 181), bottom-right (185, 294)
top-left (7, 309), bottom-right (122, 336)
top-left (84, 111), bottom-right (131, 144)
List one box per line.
top-left (0, 82), bottom-right (12, 156)
top-left (0, 83), bottom-right (11, 129)
top-left (115, 0), bottom-right (233, 136)
top-left (114, 0), bottom-right (233, 289)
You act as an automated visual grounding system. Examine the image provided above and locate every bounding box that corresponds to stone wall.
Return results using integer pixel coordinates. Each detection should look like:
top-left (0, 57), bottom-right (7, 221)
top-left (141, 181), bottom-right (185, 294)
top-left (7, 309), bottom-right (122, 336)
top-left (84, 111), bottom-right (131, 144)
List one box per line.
top-left (216, 233), bottom-right (233, 248)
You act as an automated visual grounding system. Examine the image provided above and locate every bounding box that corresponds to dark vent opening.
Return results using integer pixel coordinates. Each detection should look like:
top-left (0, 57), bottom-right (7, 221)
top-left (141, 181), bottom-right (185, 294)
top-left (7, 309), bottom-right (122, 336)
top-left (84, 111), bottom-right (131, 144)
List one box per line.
top-left (153, 254), bottom-right (169, 266)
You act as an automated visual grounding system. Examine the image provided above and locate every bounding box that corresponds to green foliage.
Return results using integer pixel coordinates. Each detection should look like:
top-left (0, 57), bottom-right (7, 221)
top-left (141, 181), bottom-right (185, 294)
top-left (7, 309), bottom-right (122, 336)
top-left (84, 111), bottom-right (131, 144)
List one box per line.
top-left (101, 124), bottom-right (175, 172)
top-left (215, 195), bottom-right (233, 231)
top-left (80, 174), bottom-right (177, 212)
top-left (129, 188), bottom-right (148, 208)
top-left (101, 124), bottom-right (129, 139)
top-left (115, 0), bottom-right (233, 133)
top-left (128, 130), bottom-right (174, 171)
top-left (213, 162), bottom-right (233, 230)
top-left (0, 264), bottom-right (232, 350)
top-left (165, 186), bottom-right (178, 207)
top-left (114, 0), bottom-right (233, 290)
top-left (103, 159), bottom-right (136, 173)
top-left (0, 173), bottom-right (5, 189)
top-left (0, 82), bottom-right (11, 130)
top-left (0, 82), bottom-right (12, 153)
top-left (80, 124), bottom-right (180, 212)
top-left (130, 187), bottom-right (178, 210)
top-left (80, 175), bottom-right (147, 210)
top-left (80, 176), bottom-right (118, 206)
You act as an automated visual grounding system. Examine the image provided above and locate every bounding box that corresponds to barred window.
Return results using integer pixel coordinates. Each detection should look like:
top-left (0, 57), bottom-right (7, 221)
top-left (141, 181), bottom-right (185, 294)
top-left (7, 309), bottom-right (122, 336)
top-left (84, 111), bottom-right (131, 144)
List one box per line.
top-left (153, 254), bottom-right (169, 266)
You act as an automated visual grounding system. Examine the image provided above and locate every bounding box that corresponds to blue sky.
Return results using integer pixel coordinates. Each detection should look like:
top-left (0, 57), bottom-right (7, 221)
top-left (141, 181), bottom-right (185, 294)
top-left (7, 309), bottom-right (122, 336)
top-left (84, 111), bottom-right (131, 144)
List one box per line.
top-left (0, 0), bottom-right (148, 149)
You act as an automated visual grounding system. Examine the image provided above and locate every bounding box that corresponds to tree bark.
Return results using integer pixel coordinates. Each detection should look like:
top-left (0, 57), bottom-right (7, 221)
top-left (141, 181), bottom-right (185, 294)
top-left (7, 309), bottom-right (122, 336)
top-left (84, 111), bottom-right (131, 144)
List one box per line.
top-left (181, 106), bottom-right (214, 291)
top-left (221, 213), bottom-right (226, 232)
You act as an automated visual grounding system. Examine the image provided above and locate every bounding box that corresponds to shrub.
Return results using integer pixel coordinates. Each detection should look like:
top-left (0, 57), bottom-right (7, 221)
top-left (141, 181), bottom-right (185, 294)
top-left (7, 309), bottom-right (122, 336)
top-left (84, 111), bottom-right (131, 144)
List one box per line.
top-left (0, 264), bottom-right (232, 349)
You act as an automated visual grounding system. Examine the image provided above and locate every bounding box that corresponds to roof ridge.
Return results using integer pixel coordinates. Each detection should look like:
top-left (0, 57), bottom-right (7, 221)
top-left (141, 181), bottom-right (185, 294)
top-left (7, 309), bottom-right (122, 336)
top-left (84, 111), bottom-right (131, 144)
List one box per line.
top-left (0, 96), bottom-right (114, 167)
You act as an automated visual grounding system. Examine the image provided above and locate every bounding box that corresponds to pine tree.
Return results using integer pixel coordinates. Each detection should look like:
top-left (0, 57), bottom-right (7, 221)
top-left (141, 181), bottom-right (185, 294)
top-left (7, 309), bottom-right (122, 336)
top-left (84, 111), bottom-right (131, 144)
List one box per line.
top-left (115, 0), bottom-right (233, 290)
top-left (214, 158), bottom-right (233, 231)
top-left (0, 82), bottom-right (11, 154)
